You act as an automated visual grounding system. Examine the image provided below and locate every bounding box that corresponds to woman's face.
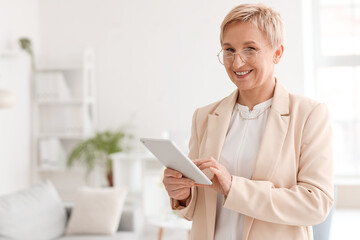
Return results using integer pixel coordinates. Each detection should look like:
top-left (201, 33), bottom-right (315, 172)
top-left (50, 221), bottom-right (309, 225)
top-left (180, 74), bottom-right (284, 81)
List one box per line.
top-left (222, 21), bottom-right (281, 92)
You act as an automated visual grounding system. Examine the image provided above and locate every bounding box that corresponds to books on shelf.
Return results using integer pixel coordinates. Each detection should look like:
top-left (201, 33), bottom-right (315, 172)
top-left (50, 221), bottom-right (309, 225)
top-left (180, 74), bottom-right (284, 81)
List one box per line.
top-left (38, 138), bottom-right (66, 168)
top-left (35, 72), bottom-right (70, 101)
top-left (38, 105), bottom-right (90, 135)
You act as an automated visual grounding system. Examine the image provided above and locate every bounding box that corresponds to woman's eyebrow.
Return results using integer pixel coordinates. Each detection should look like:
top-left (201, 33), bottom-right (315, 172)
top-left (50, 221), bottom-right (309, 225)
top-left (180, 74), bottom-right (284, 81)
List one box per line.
top-left (243, 40), bottom-right (257, 45)
top-left (222, 41), bottom-right (258, 46)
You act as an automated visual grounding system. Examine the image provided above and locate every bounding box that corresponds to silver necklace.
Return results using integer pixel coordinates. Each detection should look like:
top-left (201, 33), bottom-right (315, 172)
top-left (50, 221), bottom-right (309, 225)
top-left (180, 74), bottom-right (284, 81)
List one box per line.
top-left (238, 105), bottom-right (271, 120)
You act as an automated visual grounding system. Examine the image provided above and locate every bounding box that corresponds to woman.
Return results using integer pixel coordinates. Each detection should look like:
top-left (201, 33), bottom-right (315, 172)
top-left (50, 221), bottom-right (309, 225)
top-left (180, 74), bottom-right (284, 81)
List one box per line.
top-left (163, 4), bottom-right (333, 240)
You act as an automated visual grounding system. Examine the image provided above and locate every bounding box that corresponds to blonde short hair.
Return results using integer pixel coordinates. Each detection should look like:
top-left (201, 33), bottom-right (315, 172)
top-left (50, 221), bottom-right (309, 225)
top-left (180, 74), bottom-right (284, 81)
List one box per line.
top-left (220, 4), bottom-right (284, 49)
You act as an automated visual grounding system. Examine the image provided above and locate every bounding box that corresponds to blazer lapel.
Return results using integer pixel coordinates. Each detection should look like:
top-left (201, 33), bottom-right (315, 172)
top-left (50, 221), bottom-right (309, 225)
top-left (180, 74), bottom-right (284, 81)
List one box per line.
top-left (251, 81), bottom-right (290, 180)
top-left (202, 89), bottom-right (239, 160)
top-left (202, 90), bottom-right (238, 239)
top-left (242, 81), bottom-right (291, 239)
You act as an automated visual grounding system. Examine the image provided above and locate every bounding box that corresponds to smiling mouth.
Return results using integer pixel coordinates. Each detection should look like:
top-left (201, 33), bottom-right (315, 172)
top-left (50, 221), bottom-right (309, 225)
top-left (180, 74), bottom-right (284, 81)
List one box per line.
top-left (234, 70), bottom-right (253, 76)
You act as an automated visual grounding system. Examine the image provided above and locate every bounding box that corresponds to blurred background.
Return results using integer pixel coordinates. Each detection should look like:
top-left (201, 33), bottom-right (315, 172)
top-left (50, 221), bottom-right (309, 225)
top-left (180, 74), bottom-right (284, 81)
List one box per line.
top-left (0, 0), bottom-right (359, 239)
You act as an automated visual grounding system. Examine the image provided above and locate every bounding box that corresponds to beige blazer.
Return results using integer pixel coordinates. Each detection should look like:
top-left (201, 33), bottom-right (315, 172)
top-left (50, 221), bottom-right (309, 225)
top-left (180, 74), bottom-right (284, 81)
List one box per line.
top-left (171, 81), bottom-right (334, 240)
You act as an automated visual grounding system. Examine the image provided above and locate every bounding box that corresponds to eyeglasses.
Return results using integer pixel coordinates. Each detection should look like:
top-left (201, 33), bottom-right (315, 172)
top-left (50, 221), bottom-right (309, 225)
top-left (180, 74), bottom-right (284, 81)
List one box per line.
top-left (217, 48), bottom-right (261, 65)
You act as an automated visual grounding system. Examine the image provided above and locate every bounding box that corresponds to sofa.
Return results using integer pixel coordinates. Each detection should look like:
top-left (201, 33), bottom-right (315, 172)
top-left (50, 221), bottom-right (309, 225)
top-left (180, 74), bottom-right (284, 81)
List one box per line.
top-left (0, 181), bottom-right (140, 240)
top-left (59, 206), bottom-right (138, 240)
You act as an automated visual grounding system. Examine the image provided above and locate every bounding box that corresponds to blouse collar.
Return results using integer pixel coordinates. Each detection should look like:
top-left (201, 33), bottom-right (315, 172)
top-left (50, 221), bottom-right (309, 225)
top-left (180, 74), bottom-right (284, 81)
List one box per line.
top-left (236, 98), bottom-right (273, 120)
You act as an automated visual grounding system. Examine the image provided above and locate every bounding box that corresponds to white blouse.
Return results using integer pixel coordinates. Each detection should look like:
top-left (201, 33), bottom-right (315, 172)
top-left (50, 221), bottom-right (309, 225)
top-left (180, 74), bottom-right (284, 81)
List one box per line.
top-left (214, 98), bottom-right (273, 240)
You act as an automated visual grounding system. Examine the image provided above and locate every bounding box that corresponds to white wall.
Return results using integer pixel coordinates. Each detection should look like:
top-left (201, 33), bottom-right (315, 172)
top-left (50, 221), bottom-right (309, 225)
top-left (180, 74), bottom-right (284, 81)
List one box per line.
top-left (39, 0), bottom-right (305, 152)
top-left (0, 0), bottom-right (40, 195)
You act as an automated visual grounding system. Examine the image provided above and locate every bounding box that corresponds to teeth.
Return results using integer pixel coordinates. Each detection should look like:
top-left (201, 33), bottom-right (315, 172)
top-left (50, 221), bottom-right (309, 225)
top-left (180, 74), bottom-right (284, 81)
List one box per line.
top-left (235, 70), bottom-right (251, 76)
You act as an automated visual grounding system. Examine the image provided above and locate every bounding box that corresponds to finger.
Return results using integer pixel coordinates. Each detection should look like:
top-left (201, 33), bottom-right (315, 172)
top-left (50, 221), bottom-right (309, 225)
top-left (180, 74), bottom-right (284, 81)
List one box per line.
top-left (194, 183), bottom-right (210, 187)
top-left (173, 192), bottom-right (190, 200)
top-left (209, 166), bottom-right (222, 176)
top-left (163, 176), bottom-right (194, 185)
top-left (194, 160), bottom-right (213, 167)
top-left (169, 188), bottom-right (191, 199)
top-left (210, 167), bottom-right (231, 195)
top-left (167, 185), bottom-right (192, 194)
top-left (197, 162), bottom-right (218, 170)
top-left (193, 157), bottom-right (216, 166)
top-left (164, 168), bottom-right (182, 178)
top-left (210, 166), bottom-right (230, 180)
top-left (166, 178), bottom-right (195, 187)
top-left (209, 167), bottom-right (227, 186)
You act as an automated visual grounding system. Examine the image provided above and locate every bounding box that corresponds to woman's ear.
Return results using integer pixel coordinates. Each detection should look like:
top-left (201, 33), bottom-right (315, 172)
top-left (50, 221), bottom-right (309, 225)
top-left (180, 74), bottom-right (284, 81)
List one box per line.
top-left (273, 45), bottom-right (284, 64)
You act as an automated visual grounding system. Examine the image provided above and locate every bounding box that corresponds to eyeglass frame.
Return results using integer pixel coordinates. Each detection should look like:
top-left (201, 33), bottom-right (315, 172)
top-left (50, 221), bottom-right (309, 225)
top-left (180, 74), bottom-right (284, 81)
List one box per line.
top-left (217, 48), bottom-right (262, 65)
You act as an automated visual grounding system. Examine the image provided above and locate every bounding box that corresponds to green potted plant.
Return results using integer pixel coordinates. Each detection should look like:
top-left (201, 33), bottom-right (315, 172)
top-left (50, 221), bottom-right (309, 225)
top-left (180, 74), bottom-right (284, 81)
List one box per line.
top-left (18, 37), bottom-right (36, 70)
top-left (66, 129), bottom-right (132, 186)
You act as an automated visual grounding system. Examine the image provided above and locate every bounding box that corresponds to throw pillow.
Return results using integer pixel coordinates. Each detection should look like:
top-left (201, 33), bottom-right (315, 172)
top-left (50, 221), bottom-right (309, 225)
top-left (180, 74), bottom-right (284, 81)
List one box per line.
top-left (0, 180), bottom-right (67, 240)
top-left (65, 187), bottom-right (127, 235)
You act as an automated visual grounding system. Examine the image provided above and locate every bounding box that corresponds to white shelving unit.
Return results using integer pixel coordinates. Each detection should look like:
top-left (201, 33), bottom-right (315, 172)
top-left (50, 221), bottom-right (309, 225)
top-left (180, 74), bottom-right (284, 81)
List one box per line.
top-left (31, 49), bottom-right (97, 199)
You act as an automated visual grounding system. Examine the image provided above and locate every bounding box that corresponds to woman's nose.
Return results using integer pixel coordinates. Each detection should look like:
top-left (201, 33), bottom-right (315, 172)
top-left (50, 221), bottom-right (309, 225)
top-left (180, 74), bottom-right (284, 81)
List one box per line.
top-left (232, 54), bottom-right (246, 68)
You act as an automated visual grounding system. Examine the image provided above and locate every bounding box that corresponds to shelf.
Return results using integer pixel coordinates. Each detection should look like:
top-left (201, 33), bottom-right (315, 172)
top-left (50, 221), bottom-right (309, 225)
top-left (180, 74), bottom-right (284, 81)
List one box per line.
top-left (36, 165), bottom-right (84, 173)
top-left (36, 98), bottom-right (94, 105)
top-left (37, 132), bottom-right (89, 139)
top-left (36, 61), bottom-right (82, 71)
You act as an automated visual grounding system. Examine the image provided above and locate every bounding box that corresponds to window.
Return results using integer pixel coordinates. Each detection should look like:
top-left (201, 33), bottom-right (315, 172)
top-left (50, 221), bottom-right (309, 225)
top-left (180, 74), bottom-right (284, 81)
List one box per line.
top-left (314, 0), bottom-right (360, 176)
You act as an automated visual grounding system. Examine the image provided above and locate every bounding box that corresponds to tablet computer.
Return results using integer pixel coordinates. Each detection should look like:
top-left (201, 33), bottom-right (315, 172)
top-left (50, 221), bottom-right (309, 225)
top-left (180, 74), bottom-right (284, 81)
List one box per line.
top-left (140, 138), bottom-right (212, 185)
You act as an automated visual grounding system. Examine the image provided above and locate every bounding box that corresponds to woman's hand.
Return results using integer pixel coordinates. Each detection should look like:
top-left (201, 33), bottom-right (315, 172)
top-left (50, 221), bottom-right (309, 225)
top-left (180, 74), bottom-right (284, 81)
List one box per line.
top-left (163, 168), bottom-right (195, 201)
top-left (193, 157), bottom-right (232, 196)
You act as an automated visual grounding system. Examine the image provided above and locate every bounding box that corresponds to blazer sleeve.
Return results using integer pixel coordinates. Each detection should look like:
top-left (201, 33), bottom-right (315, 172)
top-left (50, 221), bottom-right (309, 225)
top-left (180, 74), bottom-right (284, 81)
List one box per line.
top-left (223, 103), bottom-right (334, 226)
top-left (170, 109), bottom-right (199, 221)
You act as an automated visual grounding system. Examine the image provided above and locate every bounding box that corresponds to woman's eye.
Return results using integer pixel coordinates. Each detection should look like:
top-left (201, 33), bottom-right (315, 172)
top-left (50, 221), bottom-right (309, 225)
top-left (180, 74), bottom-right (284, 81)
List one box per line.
top-left (243, 47), bottom-right (257, 55)
top-left (225, 48), bottom-right (235, 52)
